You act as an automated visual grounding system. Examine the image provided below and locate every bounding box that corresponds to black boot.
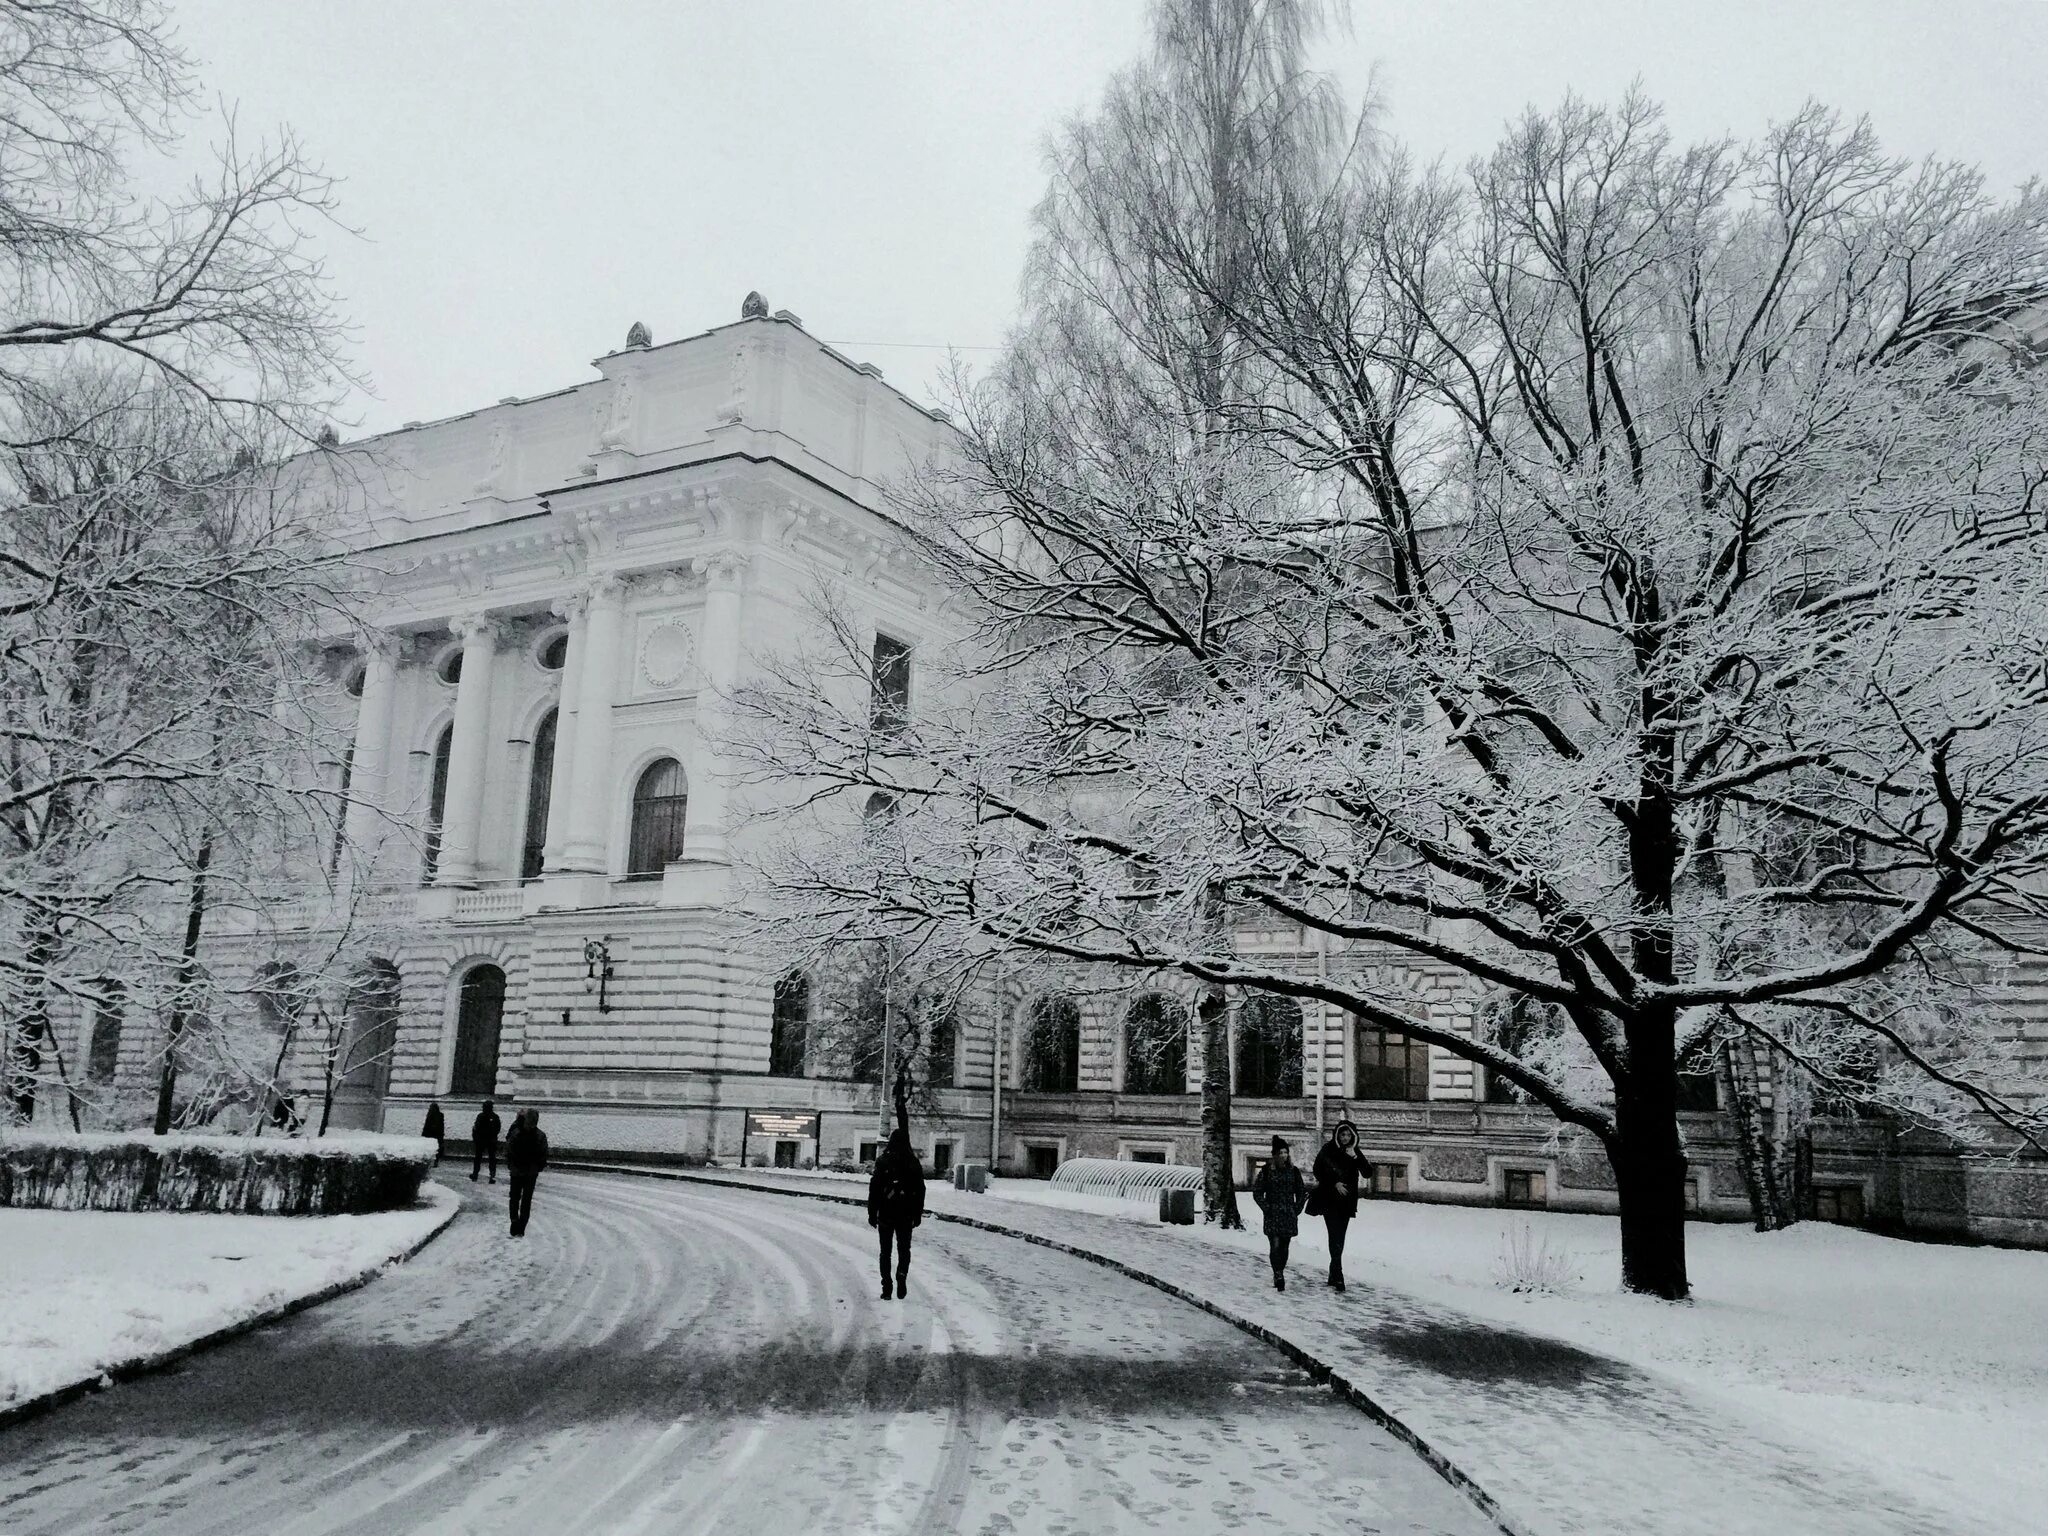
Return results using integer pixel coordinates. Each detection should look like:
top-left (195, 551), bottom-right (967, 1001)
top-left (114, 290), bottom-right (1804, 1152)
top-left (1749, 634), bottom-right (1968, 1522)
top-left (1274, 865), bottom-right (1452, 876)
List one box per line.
top-left (880, 1278), bottom-right (892, 1300)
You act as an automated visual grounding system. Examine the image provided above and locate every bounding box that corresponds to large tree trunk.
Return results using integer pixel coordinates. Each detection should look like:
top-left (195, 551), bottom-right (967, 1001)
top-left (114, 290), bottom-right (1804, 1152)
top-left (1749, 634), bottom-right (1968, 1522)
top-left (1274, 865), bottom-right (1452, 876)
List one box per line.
top-left (1199, 981), bottom-right (1243, 1228)
top-left (1613, 1010), bottom-right (1691, 1299)
top-left (6, 923), bottom-right (61, 1125)
top-left (153, 833), bottom-right (214, 1135)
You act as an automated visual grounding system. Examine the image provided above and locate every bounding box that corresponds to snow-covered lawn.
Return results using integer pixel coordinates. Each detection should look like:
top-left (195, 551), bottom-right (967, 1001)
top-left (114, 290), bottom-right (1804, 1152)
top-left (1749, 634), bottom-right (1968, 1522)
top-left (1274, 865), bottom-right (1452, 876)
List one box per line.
top-left (0, 1182), bottom-right (457, 1415)
top-left (960, 1178), bottom-right (2048, 1536)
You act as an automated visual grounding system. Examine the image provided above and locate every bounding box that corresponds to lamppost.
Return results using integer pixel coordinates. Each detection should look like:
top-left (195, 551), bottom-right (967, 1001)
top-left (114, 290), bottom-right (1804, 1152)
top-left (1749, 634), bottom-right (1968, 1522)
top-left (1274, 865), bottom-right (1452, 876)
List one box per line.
top-left (583, 937), bottom-right (615, 1014)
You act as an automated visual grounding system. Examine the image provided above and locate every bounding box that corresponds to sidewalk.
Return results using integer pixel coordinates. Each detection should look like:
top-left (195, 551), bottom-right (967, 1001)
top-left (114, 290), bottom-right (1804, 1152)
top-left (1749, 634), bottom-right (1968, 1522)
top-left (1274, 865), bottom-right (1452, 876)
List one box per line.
top-left (0, 1183), bottom-right (459, 1426)
top-left (592, 1164), bottom-right (1973, 1536)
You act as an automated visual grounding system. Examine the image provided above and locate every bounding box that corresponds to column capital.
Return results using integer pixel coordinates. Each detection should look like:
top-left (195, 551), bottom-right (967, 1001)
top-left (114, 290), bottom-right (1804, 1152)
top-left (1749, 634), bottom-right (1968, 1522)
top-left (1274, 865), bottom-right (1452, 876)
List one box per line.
top-left (550, 590), bottom-right (589, 625)
top-left (583, 572), bottom-right (628, 608)
top-left (703, 549), bottom-right (751, 589)
top-left (450, 610), bottom-right (505, 646)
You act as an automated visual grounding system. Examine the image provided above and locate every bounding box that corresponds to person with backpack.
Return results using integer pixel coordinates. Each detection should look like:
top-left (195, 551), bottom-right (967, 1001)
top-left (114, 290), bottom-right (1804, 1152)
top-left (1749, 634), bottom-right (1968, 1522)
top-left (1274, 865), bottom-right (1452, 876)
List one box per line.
top-left (422, 1102), bottom-right (446, 1163)
top-left (1311, 1118), bottom-right (1369, 1292)
top-left (505, 1108), bottom-right (549, 1238)
top-left (866, 1126), bottom-right (926, 1301)
top-left (1251, 1135), bottom-right (1308, 1291)
top-left (470, 1100), bottom-right (502, 1183)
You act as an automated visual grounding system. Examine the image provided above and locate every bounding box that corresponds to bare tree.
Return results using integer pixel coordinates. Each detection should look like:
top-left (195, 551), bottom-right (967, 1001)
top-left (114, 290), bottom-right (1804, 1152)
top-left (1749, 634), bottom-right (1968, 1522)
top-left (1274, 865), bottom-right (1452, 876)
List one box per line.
top-left (735, 4), bottom-right (2048, 1299)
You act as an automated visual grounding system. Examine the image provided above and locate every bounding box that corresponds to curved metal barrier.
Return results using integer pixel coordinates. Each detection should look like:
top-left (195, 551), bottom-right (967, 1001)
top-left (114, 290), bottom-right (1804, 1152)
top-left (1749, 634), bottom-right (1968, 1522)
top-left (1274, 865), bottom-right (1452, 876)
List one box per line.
top-left (1049, 1156), bottom-right (1203, 1201)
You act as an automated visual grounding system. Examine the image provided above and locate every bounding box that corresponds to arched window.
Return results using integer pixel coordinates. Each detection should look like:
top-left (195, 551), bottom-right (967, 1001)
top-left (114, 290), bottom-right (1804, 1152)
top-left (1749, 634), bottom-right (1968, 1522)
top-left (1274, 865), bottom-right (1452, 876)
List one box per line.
top-left (1355, 1021), bottom-right (1430, 1102)
top-left (87, 980), bottom-right (124, 1085)
top-left (627, 758), bottom-right (687, 877)
top-left (538, 631), bottom-right (569, 671)
top-left (770, 973), bottom-right (809, 1078)
top-left (422, 725), bottom-right (453, 882)
top-left (450, 964), bottom-right (505, 1096)
top-left (1122, 994), bottom-right (1186, 1095)
top-left (521, 710), bottom-right (557, 882)
top-left (329, 744), bottom-right (354, 878)
top-left (337, 960), bottom-right (401, 1105)
top-left (1236, 993), bottom-right (1303, 1099)
top-left (917, 992), bottom-right (958, 1090)
top-left (1021, 996), bottom-right (1081, 1093)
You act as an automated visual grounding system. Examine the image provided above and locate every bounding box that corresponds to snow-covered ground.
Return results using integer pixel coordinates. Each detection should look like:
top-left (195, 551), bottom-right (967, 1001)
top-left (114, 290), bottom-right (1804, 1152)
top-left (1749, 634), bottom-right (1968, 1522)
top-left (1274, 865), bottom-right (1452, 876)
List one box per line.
top-left (948, 1177), bottom-right (2048, 1536)
top-left (0, 1183), bottom-right (457, 1414)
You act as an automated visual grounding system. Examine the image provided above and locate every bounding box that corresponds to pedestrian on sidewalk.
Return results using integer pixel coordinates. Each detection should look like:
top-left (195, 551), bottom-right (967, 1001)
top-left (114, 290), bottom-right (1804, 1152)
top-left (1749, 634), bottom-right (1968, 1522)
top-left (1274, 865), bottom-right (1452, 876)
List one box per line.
top-left (422, 1102), bottom-right (446, 1163)
top-left (866, 1126), bottom-right (926, 1301)
top-left (505, 1108), bottom-right (549, 1238)
top-left (1311, 1118), bottom-right (1368, 1292)
top-left (470, 1100), bottom-right (502, 1183)
top-left (1251, 1136), bottom-right (1308, 1292)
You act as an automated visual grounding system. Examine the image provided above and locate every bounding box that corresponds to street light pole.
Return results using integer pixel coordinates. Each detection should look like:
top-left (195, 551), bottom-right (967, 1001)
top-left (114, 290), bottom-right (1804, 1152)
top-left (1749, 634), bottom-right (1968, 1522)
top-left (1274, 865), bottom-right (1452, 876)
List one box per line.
top-left (879, 938), bottom-right (897, 1138)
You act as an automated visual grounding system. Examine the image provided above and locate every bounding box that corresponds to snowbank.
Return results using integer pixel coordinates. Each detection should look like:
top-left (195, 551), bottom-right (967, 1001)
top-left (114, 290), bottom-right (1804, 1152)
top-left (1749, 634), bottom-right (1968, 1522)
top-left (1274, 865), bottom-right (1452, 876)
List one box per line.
top-left (0, 1181), bottom-right (457, 1417)
top-left (0, 1130), bottom-right (436, 1215)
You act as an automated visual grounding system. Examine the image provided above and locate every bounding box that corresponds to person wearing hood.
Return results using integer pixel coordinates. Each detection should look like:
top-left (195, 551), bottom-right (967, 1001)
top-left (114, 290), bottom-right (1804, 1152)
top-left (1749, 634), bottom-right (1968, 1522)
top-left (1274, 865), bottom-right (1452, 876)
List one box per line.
top-left (1250, 1135), bottom-right (1308, 1291)
top-left (422, 1102), bottom-right (446, 1163)
top-left (1312, 1118), bottom-right (1369, 1291)
top-left (866, 1126), bottom-right (926, 1301)
top-left (504, 1107), bottom-right (549, 1238)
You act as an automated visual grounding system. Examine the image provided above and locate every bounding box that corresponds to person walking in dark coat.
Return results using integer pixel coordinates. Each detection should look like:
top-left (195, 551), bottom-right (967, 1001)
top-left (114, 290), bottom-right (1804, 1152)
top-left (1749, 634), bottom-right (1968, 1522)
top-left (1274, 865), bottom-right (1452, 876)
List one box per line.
top-left (470, 1101), bottom-right (502, 1183)
top-left (422, 1102), bottom-right (446, 1163)
top-left (1251, 1135), bottom-right (1308, 1291)
top-left (505, 1108), bottom-right (549, 1238)
top-left (1312, 1118), bottom-right (1369, 1292)
top-left (866, 1127), bottom-right (926, 1301)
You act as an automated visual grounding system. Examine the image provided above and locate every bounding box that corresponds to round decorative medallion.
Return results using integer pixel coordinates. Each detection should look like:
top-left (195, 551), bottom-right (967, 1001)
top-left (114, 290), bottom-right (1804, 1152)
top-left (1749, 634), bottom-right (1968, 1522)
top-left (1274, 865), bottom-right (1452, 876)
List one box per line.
top-left (639, 618), bottom-right (696, 690)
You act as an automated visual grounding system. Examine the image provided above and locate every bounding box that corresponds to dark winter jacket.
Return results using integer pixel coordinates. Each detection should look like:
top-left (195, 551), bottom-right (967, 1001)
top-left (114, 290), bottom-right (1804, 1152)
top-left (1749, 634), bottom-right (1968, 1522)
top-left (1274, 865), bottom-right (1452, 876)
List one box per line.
top-left (867, 1135), bottom-right (926, 1228)
top-left (1251, 1161), bottom-right (1308, 1238)
top-left (1312, 1139), bottom-right (1367, 1219)
top-left (422, 1106), bottom-right (446, 1141)
top-left (505, 1119), bottom-right (549, 1176)
top-left (472, 1107), bottom-right (502, 1147)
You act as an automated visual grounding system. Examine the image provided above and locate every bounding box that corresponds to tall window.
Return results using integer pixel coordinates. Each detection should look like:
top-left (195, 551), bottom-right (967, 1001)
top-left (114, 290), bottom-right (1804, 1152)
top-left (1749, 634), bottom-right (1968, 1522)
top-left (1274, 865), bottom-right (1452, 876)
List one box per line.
top-left (770, 973), bottom-right (809, 1077)
top-left (848, 964), bottom-right (886, 1082)
top-left (521, 710), bottom-right (557, 882)
top-left (1236, 993), bottom-right (1303, 1099)
top-left (871, 633), bottom-right (911, 734)
top-left (338, 960), bottom-right (401, 1101)
top-left (450, 964), bottom-right (505, 1096)
top-left (1021, 996), bottom-right (1081, 1093)
top-left (422, 725), bottom-right (453, 882)
top-left (627, 758), bottom-right (687, 876)
top-left (1355, 1022), bottom-right (1431, 1101)
top-left (924, 999), bottom-right (957, 1089)
top-left (87, 980), bottom-right (124, 1085)
top-left (1123, 994), bottom-right (1187, 1095)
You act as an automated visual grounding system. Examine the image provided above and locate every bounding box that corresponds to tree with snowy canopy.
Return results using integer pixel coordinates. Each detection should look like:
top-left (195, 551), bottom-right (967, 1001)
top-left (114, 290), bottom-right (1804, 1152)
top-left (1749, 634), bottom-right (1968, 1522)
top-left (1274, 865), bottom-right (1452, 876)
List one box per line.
top-left (732, 0), bottom-right (2048, 1298)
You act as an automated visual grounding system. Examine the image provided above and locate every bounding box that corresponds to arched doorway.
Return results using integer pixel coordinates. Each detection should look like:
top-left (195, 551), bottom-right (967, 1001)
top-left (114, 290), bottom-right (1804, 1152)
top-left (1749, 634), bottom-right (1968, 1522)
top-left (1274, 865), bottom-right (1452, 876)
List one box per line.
top-left (330, 959), bottom-right (400, 1131)
top-left (450, 964), bottom-right (505, 1096)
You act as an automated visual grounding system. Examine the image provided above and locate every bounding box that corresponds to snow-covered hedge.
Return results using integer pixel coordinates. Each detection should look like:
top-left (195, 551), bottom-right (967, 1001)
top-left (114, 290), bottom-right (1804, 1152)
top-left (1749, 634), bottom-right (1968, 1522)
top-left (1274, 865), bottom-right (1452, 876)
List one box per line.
top-left (0, 1131), bottom-right (435, 1216)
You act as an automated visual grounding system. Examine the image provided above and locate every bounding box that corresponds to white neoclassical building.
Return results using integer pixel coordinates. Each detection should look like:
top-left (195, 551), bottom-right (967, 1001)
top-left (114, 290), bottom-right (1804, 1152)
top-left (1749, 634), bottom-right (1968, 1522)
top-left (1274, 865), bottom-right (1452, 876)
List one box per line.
top-left (72, 294), bottom-right (2036, 1246)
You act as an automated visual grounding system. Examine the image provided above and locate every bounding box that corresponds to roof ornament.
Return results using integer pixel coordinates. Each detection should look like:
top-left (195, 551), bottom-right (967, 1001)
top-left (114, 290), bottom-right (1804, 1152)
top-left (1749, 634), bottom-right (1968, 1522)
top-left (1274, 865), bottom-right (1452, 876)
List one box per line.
top-left (625, 320), bottom-right (651, 349)
top-left (741, 291), bottom-right (769, 319)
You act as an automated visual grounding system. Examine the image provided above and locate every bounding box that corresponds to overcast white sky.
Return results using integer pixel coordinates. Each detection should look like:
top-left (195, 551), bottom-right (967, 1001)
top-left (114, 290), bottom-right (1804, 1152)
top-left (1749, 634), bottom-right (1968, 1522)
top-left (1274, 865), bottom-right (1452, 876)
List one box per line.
top-left (168, 1), bottom-right (2048, 436)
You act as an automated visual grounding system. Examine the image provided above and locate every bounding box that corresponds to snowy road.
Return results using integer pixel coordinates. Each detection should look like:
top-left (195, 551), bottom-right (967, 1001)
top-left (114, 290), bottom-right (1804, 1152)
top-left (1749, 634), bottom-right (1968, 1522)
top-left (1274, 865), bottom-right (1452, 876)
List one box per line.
top-left (0, 1170), bottom-right (1494, 1535)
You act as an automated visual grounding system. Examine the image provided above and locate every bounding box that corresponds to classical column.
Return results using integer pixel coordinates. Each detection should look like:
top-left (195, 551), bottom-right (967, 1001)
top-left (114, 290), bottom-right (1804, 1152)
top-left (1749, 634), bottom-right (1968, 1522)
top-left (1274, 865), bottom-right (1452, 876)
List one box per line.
top-left (539, 595), bottom-right (587, 872)
top-left (559, 575), bottom-right (626, 873)
top-left (683, 552), bottom-right (748, 863)
top-left (339, 639), bottom-right (398, 882)
top-left (433, 613), bottom-right (501, 888)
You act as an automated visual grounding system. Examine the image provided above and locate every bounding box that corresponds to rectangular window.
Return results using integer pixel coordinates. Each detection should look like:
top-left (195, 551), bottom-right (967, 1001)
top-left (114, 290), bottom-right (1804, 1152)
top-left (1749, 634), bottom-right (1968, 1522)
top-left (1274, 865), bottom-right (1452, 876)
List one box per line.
top-left (1810, 1184), bottom-right (1865, 1224)
top-left (871, 633), bottom-right (912, 734)
top-left (858, 1139), bottom-right (881, 1165)
top-left (1675, 1066), bottom-right (1719, 1112)
top-left (931, 1141), bottom-right (955, 1177)
top-left (1024, 1143), bottom-right (1060, 1180)
top-left (1354, 1023), bottom-right (1431, 1101)
top-left (1242, 1154), bottom-right (1268, 1189)
top-left (1503, 1168), bottom-right (1547, 1208)
top-left (773, 1141), bottom-right (800, 1169)
top-left (1128, 1148), bottom-right (1167, 1164)
top-left (1367, 1161), bottom-right (1409, 1197)
top-left (1684, 1177), bottom-right (1702, 1214)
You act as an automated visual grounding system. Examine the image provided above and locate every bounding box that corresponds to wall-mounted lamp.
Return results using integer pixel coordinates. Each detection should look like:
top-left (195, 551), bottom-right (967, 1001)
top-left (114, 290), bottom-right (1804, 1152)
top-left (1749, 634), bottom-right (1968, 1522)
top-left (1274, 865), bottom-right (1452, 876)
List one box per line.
top-left (583, 936), bottom-right (615, 1014)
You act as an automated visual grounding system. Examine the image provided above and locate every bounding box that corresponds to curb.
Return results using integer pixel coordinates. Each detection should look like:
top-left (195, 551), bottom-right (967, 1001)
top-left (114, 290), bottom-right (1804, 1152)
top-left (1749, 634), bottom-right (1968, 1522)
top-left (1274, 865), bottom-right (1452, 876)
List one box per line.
top-left (0, 1188), bottom-right (462, 1433)
top-left (558, 1161), bottom-right (1526, 1536)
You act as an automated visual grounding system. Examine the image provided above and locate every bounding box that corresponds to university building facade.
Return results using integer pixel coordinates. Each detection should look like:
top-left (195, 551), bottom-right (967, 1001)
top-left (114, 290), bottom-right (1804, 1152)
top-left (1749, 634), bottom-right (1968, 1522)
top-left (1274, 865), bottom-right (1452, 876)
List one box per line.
top-left (74, 299), bottom-right (2045, 1246)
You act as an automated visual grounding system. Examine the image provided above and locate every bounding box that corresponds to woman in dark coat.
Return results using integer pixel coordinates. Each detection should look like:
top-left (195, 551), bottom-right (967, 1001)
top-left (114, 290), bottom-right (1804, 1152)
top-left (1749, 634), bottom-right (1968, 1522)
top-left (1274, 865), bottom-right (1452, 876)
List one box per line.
top-left (1312, 1118), bottom-right (1368, 1292)
top-left (866, 1127), bottom-right (926, 1301)
top-left (422, 1102), bottom-right (446, 1163)
top-left (1250, 1135), bottom-right (1308, 1291)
